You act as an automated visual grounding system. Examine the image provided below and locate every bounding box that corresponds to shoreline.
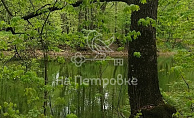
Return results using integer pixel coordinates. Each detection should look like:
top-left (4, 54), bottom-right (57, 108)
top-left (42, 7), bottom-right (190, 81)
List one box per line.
top-left (1, 50), bottom-right (176, 58)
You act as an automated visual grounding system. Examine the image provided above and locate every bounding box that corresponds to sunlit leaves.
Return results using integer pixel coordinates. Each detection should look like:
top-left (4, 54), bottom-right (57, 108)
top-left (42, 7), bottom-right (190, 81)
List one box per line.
top-left (140, 0), bottom-right (147, 4)
top-left (0, 102), bottom-right (20, 117)
top-left (10, 17), bottom-right (22, 27)
top-left (162, 80), bottom-right (194, 117)
top-left (61, 32), bottom-right (87, 49)
top-left (55, 56), bottom-right (66, 64)
top-left (0, 40), bottom-right (8, 50)
top-left (173, 50), bottom-right (194, 69)
top-left (0, 21), bottom-right (6, 28)
top-left (13, 69), bottom-right (25, 79)
top-left (157, 0), bottom-right (194, 43)
top-left (138, 17), bottom-right (156, 27)
top-left (117, 47), bottom-right (124, 51)
top-left (62, 4), bottom-right (77, 14)
top-left (66, 113), bottom-right (78, 118)
top-left (170, 66), bottom-right (183, 74)
top-left (123, 4), bottom-right (140, 14)
top-left (65, 0), bottom-right (78, 4)
top-left (24, 88), bottom-right (39, 104)
top-left (126, 30), bottom-right (141, 42)
top-left (55, 97), bottom-right (66, 106)
top-left (26, 108), bottom-right (43, 118)
top-left (133, 52), bottom-right (141, 58)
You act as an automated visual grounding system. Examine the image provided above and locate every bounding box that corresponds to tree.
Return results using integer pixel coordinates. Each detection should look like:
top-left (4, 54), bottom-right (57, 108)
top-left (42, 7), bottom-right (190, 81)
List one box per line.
top-left (127, 0), bottom-right (176, 117)
top-left (0, 0), bottom-right (177, 117)
top-left (77, 0), bottom-right (176, 117)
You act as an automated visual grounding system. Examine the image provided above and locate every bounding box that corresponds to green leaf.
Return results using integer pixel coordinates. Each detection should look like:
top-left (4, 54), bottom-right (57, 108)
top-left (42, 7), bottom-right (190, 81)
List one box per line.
top-left (124, 4), bottom-right (140, 14)
top-left (140, 0), bottom-right (147, 4)
top-left (66, 113), bottom-right (78, 118)
top-left (138, 17), bottom-right (156, 27)
top-left (133, 52), bottom-right (141, 58)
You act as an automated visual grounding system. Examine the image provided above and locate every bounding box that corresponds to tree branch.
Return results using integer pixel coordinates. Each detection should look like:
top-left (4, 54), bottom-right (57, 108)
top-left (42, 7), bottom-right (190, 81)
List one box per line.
top-left (29, 0), bottom-right (35, 10)
top-left (181, 75), bottom-right (190, 92)
top-left (2, 27), bottom-right (24, 34)
top-left (1, 0), bottom-right (13, 16)
top-left (36, 4), bottom-right (52, 12)
top-left (2, 0), bottom-right (130, 34)
top-left (22, 0), bottom-right (129, 20)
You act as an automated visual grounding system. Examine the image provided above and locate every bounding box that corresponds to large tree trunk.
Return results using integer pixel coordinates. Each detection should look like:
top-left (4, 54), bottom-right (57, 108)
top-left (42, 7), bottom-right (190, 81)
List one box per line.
top-left (128, 0), bottom-right (176, 118)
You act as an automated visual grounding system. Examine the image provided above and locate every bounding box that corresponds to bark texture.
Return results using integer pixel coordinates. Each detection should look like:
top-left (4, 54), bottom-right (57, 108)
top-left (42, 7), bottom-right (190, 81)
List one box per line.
top-left (128, 0), bottom-right (176, 117)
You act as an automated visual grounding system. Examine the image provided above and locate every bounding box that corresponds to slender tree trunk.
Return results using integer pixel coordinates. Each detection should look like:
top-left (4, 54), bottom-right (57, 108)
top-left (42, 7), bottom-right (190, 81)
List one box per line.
top-left (78, 6), bottom-right (82, 32)
top-left (85, 7), bottom-right (88, 30)
top-left (60, 13), bottom-right (67, 33)
top-left (90, 7), bottom-right (94, 29)
top-left (115, 2), bottom-right (120, 46)
top-left (99, 65), bottom-right (104, 118)
top-left (128, 0), bottom-right (176, 118)
top-left (43, 51), bottom-right (48, 116)
top-left (82, 87), bottom-right (85, 117)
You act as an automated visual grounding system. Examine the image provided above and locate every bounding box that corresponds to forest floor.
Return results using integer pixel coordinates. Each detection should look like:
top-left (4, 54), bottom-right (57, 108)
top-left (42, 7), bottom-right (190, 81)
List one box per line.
top-left (1, 43), bottom-right (177, 58)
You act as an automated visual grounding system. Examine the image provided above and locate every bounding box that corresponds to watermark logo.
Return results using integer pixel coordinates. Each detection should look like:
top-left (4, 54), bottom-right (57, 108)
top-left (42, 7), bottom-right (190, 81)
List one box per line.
top-left (52, 74), bottom-right (138, 86)
top-left (87, 30), bottom-right (114, 59)
top-left (71, 30), bottom-right (123, 67)
top-left (71, 52), bottom-right (85, 67)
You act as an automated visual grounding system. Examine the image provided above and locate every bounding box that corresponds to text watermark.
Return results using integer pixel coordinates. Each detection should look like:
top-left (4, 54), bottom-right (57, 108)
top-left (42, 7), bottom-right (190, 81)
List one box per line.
top-left (52, 74), bottom-right (138, 86)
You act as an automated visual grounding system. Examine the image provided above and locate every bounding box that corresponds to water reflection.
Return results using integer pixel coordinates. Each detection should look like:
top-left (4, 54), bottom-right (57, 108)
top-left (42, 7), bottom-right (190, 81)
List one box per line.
top-left (46, 59), bottom-right (129, 118)
top-left (0, 57), bottom-right (193, 118)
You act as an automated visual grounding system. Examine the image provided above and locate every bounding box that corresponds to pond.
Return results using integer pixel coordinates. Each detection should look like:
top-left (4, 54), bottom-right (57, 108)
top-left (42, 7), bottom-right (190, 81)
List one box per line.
top-left (0, 56), bottom-right (193, 118)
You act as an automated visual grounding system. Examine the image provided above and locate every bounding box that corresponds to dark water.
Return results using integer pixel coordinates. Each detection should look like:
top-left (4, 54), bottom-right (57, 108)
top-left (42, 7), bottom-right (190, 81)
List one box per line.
top-left (0, 56), bottom-right (193, 118)
top-left (46, 58), bottom-right (129, 118)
